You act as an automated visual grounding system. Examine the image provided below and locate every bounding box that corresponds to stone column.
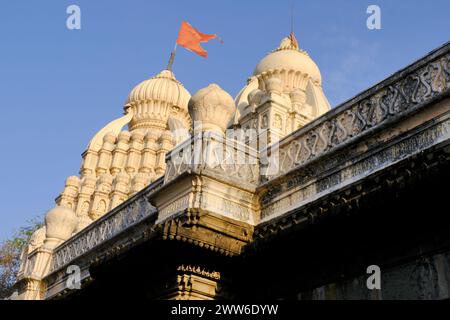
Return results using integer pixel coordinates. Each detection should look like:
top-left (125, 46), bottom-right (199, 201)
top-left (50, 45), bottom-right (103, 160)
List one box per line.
top-left (130, 172), bottom-right (150, 196)
top-left (80, 149), bottom-right (98, 178)
top-left (89, 173), bottom-right (113, 220)
top-left (155, 131), bottom-right (174, 176)
top-left (75, 174), bottom-right (96, 232)
top-left (22, 207), bottom-right (77, 300)
top-left (125, 131), bottom-right (145, 177)
top-left (56, 176), bottom-right (81, 211)
top-left (139, 129), bottom-right (159, 180)
top-left (110, 131), bottom-right (131, 175)
top-left (96, 132), bottom-right (117, 176)
top-left (109, 172), bottom-right (130, 209)
top-left (150, 265), bottom-right (229, 300)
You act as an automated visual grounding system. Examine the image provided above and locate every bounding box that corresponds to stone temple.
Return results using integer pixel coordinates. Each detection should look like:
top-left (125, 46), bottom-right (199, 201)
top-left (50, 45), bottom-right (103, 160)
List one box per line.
top-left (12, 34), bottom-right (450, 300)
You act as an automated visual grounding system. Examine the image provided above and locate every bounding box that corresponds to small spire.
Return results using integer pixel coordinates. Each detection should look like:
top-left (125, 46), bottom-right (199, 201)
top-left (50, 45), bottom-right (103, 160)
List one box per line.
top-left (288, 1), bottom-right (299, 49)
top-left (276, 33), bottom-right (299, 51)
top-left (289, 32), bottom-right (299, 49)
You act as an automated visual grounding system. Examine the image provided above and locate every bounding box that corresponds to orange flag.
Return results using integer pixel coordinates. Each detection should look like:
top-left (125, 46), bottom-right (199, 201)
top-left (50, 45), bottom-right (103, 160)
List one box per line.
top-left (176, 21), bottom-right (219, 58)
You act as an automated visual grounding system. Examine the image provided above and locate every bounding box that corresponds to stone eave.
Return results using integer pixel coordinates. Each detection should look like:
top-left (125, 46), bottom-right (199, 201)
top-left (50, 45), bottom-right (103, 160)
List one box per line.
top-left (252, 139), bottom-right (450, 246)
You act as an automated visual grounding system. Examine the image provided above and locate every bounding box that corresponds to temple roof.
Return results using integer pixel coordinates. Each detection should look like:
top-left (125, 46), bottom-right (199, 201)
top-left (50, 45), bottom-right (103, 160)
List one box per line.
top-left (125, 69), bottom-right (191, 111)
top-left (253, 33), bottom-right (322, 85)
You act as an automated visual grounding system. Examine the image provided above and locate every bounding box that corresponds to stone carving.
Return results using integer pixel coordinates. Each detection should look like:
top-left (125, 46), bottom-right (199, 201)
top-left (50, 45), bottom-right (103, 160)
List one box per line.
top-left (164, 132), bottom-right (259, 185)
top-left (158, 195), bottom-right (190, 221)
top-left (177, 265), bottom-right (221, 280)
top-left (261, 117), bottom-right (450, 220)
top-left (189, 84), bottom-right (236, 134)
top-left (267, 53), bottom-right (449, 179)
top-left (51, 196), bottom-right (156, 272)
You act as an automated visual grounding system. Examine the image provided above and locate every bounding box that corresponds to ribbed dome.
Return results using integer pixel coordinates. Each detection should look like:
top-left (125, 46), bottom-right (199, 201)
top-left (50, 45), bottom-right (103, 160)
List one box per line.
top-left (125, 70), bottom-right (192, 131)
top-left (253, 35), bottom-right (322, 86)
top-left (126, 70), bottom-right (190, 110)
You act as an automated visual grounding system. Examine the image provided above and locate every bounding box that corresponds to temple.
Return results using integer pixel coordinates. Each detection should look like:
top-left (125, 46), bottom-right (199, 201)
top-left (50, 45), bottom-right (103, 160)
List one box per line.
top-left (12, 34), bottom-right (450, 300)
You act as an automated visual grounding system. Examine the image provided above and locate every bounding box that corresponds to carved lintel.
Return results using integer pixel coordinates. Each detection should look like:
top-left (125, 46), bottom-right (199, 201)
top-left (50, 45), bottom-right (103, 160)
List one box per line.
top-left (162, 209), bottom-right (253, 256)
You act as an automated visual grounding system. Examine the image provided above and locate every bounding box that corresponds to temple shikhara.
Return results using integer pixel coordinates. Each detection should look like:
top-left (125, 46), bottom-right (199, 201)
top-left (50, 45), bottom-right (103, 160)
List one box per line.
top-left (12, 34), bottom-right (450, 300)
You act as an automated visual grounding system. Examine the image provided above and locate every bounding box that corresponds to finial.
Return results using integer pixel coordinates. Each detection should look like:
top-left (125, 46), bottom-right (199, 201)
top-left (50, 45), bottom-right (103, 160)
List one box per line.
top-left (289, 1), bottom-right (299, 49)
top-left (289, 32), bottom-right (299, 49)
top-left (276, 33), bottom-right (299, 51)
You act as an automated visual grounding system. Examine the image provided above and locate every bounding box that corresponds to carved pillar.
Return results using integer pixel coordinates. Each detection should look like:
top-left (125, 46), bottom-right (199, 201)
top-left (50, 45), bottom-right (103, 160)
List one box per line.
top-left (96, 132), bottom-right (117, 176)
top-left (110, 131), bottom-right (131, 175)
top-left (254, 76), bottom-right (290, 148)
top-left (155, 131), bottom-right (174, 176)
top-left (56, 176), bottom-right (81, 211)
top-left (75, 174), bottom-right (96, 231)
top-left (109, 172), bottom-right (130, 209)
top-left (89, 173), bottom-right (113, 220)
top-left (289, 88), bottom-right (311, 131)
top-left (80, 149), bottom-right (98, 178)
top-left (23, 279), bottom-right (46, 300)
top-left (148, 265), bottom-right (231, 300)
top-left (125, 131), bottom-right (144, 177)
top-left (139, 129), bottom-right (159, 181)
top-left (130, 172), bottom-right (150, 196)
top-left (22, 207), bottom-right (77, 300)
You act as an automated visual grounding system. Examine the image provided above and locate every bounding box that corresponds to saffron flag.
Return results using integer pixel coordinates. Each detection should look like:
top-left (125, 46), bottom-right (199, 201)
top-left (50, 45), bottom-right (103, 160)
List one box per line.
top-left (176, 21), bottom-right (219, 58)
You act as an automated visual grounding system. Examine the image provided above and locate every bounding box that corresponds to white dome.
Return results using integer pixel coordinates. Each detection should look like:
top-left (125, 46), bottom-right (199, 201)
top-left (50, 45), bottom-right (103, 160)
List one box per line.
top-left (189, 84), bottom-right (236, 134)
top-left (126, 70), bottom-right (190, 110)
top-left (125, 70), bottom-right (191, 131)
top-left (45, 206), bottom-right (78, 241)
top-left (253, 35), bottom-right (322, 86)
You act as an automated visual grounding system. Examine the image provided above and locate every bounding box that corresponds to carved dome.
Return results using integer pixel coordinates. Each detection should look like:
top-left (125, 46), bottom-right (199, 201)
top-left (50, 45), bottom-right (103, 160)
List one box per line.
top-left (235, 34), bottom-right (331, 126)
top-left (253, 34), bottom-right (322, 88)
top-left (44, 206), bottom-right (78, 242)
top-left (189, 84), bottom-right (236, 134)
top-left (125, 70), bottom-right (191, 131)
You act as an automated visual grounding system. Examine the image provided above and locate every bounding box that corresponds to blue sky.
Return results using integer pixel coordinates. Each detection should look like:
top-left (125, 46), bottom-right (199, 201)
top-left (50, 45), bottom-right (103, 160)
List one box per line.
top-left (0, 0), bottom-right (448, 241)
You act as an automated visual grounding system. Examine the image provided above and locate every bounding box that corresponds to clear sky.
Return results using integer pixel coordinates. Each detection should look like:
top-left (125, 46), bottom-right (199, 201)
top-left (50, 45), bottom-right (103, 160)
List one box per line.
top-left (0, 0), bottom-right (448, 241)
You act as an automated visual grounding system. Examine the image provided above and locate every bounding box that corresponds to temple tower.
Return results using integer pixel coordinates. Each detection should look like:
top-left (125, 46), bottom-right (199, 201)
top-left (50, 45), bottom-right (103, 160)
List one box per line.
top-left (235, 33), bottom-right (331, 148)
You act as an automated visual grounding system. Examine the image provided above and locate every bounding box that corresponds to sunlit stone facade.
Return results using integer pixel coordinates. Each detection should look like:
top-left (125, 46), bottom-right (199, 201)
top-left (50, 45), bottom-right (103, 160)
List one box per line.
top-left (12, 36), bottom-right (450, 300)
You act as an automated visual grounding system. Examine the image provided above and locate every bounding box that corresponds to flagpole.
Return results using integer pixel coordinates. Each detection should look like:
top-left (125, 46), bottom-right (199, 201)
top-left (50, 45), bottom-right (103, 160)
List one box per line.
top-left (167, 43), bottom-right (178, 71)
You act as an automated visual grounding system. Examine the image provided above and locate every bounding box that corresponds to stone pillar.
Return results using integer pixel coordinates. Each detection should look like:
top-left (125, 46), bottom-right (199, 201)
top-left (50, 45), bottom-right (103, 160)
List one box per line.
top-left (110, 131), bottom-right (131, 175)
top-left (96, 132), bottom-right (116, 176)
top-left (22, 207), bottom-right (77, 300)
top-left (155, 131), bottom-right (174, 176)
top-left (75, 174), bottom-right (96, 232)
top-left (80, 149), bottom-right (98, 178)
top-left (139, 129), bottom-right (159, 180)
top-left (289, 88), bottom-right (311, 131)
top-left (151, 265), bottom-right (227, 300)
top-left (56, 176), bottom-right (81, 211)
top-left (89, 173), bottom-right (113, 220)
top-left (130, 172), bottom-right (150, 196)
top-left (109, 172), bottom-right (130, 209)
top-left (125, 131), bottom-right (145, 177)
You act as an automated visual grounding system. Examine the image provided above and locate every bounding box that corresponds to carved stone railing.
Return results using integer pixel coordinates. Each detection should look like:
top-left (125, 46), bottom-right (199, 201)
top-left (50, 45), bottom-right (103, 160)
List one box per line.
top-left (165, 132), bottom-right (260, 188)
top-left (51, 187), bottom-right (159, 272)
top-left (262, 44), bottom-right (449, 180)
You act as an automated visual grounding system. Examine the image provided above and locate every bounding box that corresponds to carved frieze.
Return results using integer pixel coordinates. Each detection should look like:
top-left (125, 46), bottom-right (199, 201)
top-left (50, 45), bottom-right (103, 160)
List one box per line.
top-left (264, 53), bottom-right (449, 180)
top-left (261, 116), bottom-right (450, 220)
top-left (51, 196), bottom-right (156, 272)
top-left (164, 132), bottom-right (259, 186)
